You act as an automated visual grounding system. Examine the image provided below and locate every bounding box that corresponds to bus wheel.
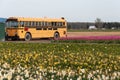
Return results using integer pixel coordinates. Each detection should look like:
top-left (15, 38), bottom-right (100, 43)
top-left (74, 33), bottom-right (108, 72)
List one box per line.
top-left (25, 33), bottom-right (31, 41)
top-left (54, 32), bottom-right (60, 40)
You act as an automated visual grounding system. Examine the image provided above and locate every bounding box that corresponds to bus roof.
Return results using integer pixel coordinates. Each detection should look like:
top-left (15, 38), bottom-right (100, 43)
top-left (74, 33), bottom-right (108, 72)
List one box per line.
top-left (7, 17), bottom-right (66, 22)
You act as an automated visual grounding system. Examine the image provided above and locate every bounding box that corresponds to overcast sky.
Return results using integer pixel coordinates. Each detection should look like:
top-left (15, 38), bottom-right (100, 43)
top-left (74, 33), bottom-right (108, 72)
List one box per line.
top-left (0, 0), bottom-right (120, 22)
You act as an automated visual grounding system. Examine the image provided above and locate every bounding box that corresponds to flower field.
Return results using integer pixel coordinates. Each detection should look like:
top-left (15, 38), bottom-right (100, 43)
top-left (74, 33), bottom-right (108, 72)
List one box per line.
top-left (53, 36), bottom-right (120, 44)
top-left (0, 43), bottom-right (120, 79)
top-left (59, 36), bottom-right (120, 40)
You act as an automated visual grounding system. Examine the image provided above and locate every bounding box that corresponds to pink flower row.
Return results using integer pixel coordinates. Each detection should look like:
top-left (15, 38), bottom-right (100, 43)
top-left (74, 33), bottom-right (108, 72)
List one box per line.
top-left (58, 36), bottom-right (120, 40)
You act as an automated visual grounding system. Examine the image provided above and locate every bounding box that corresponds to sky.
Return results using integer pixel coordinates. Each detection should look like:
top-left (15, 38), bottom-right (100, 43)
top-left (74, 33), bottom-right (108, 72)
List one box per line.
top-left (0, 0), bottom-right (120, 22)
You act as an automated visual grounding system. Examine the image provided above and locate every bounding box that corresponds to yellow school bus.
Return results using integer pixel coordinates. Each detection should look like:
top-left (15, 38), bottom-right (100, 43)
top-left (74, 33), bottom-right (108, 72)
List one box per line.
top-left (5, 17), bottom-right (67, 41)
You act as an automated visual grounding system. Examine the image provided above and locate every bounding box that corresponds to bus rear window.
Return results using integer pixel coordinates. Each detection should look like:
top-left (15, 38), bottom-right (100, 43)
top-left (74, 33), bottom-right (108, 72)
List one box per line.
top-left (6, 21), bottom-right (18, 27)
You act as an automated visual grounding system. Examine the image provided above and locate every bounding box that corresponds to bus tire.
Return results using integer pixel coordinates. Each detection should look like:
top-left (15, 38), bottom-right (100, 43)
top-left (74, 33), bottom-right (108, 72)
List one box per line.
top-left (54, 32), bottom-right (60, 40)
top-left (25, 33), bottom-right (32, 41)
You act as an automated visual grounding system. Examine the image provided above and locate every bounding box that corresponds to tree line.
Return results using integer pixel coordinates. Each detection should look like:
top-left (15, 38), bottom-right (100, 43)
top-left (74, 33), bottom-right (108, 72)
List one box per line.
top-left (67, 22), bottom-right (120, 30)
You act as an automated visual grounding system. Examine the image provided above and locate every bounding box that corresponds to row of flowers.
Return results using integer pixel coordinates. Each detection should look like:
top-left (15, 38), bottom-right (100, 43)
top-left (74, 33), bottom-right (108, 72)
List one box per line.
top-left (53, 36), bottom-right (120, 43)
top-left (0, 63), bottom-right (120, 80)
top-left (58, 36), bottom-right (120, 40)
top-left (0, 43), bottom-right (120, 79)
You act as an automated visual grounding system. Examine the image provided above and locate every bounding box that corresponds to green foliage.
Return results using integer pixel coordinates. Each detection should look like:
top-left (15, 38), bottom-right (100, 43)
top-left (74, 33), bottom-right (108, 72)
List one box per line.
top-left (0, 42), bottom-right (120, 70)
top-left (53, 40), bottom-right (120, 44)
top-left (0, 42), bottom-right (120, 79)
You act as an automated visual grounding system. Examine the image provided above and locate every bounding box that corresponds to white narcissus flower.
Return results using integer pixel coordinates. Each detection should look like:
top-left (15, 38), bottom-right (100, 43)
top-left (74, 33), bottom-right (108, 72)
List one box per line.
top-left (62, 70), bottom-right (66, 77)
top-left (57, 71), bottom-right (61, 76)
top-left (68, 71), bottom-right (72, 77)
top-left (105, 75), bottom-right (109, 80)
top-left (51, 75), bottom-right (54, 79)
top-left (116, 72), bottom-right (120, 79)
top-left (77, 76), bottom-right (82, 80)
top-left (17, 68), bottom-right (21, 73)
top-left (93, 71), bottom-right (96, 74)
top-left (24, 69), bottom-right (29, 78)
top-left (0, 71), bottom-right (2, 76)
top-left (16, 75), bottom-right (21, 80)
top-left (105, 70), bottom-right (108, 74)
top-left (96, 70), bottom-right (99, 73)
top-left (70, 78), bottom-right (73, 80)
top-left (39, 75), bottom-right (43, 80)
top-left (20, 76), bottom-right (24, 80)
top-left (29, 76), bottom-right (34, 80)
top-left (93, 77), bottom-right (98, 80)
top-left (43, 72), bottom-right (47, 76)
top-left (87, 72), bottom-right (93, 79)
top-left (97, 75), bottom-right (101, 80)
top-left (118, 72), bottom-right (120, 76)
top-left (3, 73), bottom-right (7, 79)
top-left (39, 72), bottom-right (42, 76)
top-left (80, 69), bottom-right (85, 73)
top-left (113, 72), bottom-right (117, 77)
top-left (67, 77), bottom-right (69, 80)
top-left (83, 74), bottom-right (85, 78)
top-left (2, 63), bottom-right (7, 68)
top-left (111, 76), bottom-right (115, 80)
top-left (0, 75), bottom-right (4, 80)
top-left (25, 72), bottom-right (29, 78)
top-left (99, 70), bottom-right (102, 74)
top-left (60, 77), bottom-right (62, 80)
top-left (108, 69), bottom-right (111, 72)
top-left (102, 74), bottom-right (105, 80)
top-left (10, 68), bottom-right (15, 73)
top-left (6, 72), bottom-right (12, 80)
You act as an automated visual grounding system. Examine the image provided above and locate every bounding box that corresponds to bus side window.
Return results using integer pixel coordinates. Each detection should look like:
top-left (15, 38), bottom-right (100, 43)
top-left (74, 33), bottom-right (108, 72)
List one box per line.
top-left (34, 22), bottom-right (36, 26)
top-left (20, 21), bottom-right (24, 27)
top-left (31, 22), bottom-right (34, 27)
top-left (25, 22), bottom-right (28, 26)
top-left (46, 22), bottom-right (49, 26)
top-left (63, 22), bottom-right (65, 26)
top-left (44, 22), bottom-right (47, 26)
top-left (44, 22), bottom-right (48, 26)
top-left (30, 22), bottom-right (32, 26)
top-left (57, 22), bottom-right (59, 26)
top-left (47, 22), bottom-right (49, 26)
top-left (51, 22), bottom-right (57, 26)
top-left (39, 22), bottom-right (41, 26)
top-left (36, 22), bottom-right (38, 26)
top-left (48, 22), bottom-right (51, 26)
top-left (27, 22), bottom-right (30, 27)
top-left (41, 22), bottom-right (44, 26)
top-left (24, 22), bottom-right (26, 26)
top-left (58, 22), bottom-right (61, 26)
top-left (29, 22), bottom-right (31, 27)
top-left (32, 22), bottom-right (34, 26)
top-left (54, 22), bottom-right (57, 26)
top-left (60, 22), bottom-right (62, 26)
top-left (51, 22), bottom-right (54, 26)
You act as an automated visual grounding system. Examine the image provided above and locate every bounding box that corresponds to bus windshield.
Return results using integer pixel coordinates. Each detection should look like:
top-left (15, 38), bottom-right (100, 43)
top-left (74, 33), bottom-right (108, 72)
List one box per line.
top-left (6, 21), bottom-right (18, 27)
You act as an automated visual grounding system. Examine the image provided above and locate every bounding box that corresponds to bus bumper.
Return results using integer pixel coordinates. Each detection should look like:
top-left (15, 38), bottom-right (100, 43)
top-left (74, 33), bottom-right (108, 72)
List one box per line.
top-left (5, 35), bottom-right (20, 40)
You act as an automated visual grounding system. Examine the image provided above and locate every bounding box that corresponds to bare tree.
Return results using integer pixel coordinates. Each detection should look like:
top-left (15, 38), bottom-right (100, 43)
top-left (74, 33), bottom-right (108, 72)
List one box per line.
top-left (95, 18), bottom-right (103, 29)
top-left (95, 18), bottom-right (102, 23)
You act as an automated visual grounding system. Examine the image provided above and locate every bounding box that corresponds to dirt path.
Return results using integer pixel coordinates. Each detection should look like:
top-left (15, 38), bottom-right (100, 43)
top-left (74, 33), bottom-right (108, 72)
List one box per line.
top-left (67, 32), bottom-right (120, 37)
